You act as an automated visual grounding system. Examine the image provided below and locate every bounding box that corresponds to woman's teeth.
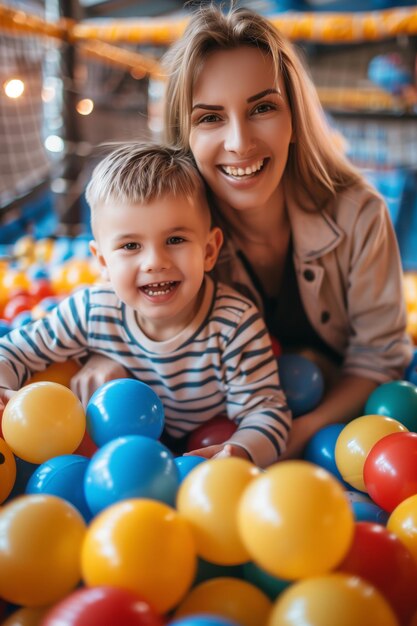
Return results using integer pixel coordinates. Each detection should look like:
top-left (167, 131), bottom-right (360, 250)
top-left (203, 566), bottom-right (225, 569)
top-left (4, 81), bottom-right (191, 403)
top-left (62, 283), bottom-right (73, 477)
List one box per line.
top-left (222, 159), bottom-right (264, 178)
top-left (142, 281), bottom-right (177, 296)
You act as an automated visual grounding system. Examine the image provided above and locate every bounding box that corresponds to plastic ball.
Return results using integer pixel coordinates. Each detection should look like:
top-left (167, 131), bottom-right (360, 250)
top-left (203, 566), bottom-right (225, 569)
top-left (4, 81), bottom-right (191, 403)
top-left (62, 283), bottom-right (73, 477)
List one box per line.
top-left (41, 586), bottom-right (164, 626)
top-left (368, 53), bottom-right (412, 95)
top-left (186, 415), bottom-right (237, 452)
top-left (303, 423), bottom-right (351, 487)
top-left (177, 457), bottom-right (261, 565)
top-left (1, 607), bottom-right (49, 626)
top-left (364, 431), bottom-right (417, 512)
top-left (0, 437), bottom-right (16, 503)
top-left (238, 461), bottom-right (354, 580)
top-left (169, 618), bottom-right (240, 626)
top-left (25, 359), bottom-right (80, 388)
top-left (268, 573), bottom-right (399, 626)
top-left (74, 429), bottom-right (98, 458)
top-left (51, 259), bottom-right (99, 295)
top-left (242, 562), bottom-right (290, 601)
top-left (85, 435), bottom-right (179, 514)
top-left (351, 501), bottom-right (389, 525)
top-left (0, 494), bottom-right (86, 606)
top-left (3, 293), bottom-right (37, 321)
top-left (364, 381), bottom-right (417, 431)
top-left (175, 455), bottom-right (207, 482)
top-left (404, 349), bottom-right (417, 386)
top-left (2, 382), bottom-right (86, 464)
top-left (26, 454), bottom-right (92, 522)
top-left (81, 498), bottom-right (196, 614)
top-left (334, 414), bottom-right (407, 492)
top-left (337, 521), bottom-right (417, 625)
top-left (86, 379), bottom-right (164, 447)
top-left (0, 319), bottom-right (10, 336)
top-left (387, 494), bottom-right (417, 565)
top-left (277, 353), bottom-right (324, 417)
top-left (175, 578), bottom-right (271, 626)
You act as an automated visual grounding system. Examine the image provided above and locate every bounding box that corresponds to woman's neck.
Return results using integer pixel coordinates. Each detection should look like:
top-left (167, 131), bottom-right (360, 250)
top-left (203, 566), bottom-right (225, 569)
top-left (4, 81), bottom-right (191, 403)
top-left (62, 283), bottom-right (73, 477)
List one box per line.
top-left (218, 198), bottom-right (288, 249)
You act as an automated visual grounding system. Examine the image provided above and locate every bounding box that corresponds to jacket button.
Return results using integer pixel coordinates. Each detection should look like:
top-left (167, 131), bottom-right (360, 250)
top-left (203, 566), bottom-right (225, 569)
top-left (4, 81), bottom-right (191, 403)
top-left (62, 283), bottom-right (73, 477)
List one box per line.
top-left (321, 311), bottom-right (331, 323)
top-left (303, 269), bottom-right (315, 282)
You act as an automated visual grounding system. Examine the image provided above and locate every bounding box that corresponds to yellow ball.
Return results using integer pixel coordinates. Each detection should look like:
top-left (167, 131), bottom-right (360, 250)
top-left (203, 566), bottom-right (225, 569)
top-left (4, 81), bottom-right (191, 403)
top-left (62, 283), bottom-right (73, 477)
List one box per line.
top-left (238, 461), bottom-right (354, 580)
top-left (25, 360), bottom-right (80, 388)
top-left (175, 577), bottom-right (272, 626)
top-left (81, 498), bottom-right (196, 614)
top-left (268, 574), bottom-right (399, 626)
top-left (176, 457), bottom-right (261, 565)
top-left (334, 414), bottom-right (408, 492)
top-left (0, 494), bottom-right (86, 607)
top-left (2, 382), bottom-right (85, 464)
top-left (387, 494), bottom-right (417, 566)
top-left (0, 437), bottom-right (16, 503)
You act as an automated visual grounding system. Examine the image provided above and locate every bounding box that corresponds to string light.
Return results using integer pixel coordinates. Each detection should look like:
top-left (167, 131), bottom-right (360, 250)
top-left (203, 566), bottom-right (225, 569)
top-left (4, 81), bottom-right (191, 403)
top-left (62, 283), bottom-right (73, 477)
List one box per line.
top-left (4, 78), bottom-right (25, 99)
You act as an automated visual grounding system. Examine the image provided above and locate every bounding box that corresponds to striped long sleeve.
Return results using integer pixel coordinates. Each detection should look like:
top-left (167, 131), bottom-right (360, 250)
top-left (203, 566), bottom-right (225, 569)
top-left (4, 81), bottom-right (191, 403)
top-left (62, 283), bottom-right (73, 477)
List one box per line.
top-left (0, 278), bottom-right (291, 466)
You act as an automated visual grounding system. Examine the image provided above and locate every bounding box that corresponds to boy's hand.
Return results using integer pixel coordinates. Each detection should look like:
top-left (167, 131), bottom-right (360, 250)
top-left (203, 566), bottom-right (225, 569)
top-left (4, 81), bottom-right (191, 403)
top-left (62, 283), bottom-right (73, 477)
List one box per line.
top-left (70, 355), bottom-right (130, 407)
top-left (184, 443), bottom-right (250, 461)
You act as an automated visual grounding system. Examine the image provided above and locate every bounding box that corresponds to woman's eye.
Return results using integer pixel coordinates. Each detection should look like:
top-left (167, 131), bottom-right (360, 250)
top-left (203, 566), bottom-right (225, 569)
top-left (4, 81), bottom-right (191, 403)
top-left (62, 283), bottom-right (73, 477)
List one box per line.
top-left (122, 242), bottom-right (140, 251)
top-left (198, 113), bottom-right (221, 124)
top-left (167, 236), bottom-right (185, 245)
top-left (253, 102), bottom-right (276, 114)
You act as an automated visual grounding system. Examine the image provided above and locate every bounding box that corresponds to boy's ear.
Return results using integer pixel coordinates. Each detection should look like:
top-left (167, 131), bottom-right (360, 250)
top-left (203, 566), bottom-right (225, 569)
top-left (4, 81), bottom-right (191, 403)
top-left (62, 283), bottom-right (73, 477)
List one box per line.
top-left (89, 240), bottom-right (110, 282)
top-left (204, 226), bottom-right (223, 272)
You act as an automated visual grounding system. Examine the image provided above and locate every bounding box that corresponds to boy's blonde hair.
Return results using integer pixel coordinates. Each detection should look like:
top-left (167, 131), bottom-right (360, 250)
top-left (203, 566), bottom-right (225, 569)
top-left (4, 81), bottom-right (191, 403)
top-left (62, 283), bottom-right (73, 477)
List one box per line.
top-left (163, 3), bottom-right (363, 207)
top-left (86, 142), bottom-right (208, 226)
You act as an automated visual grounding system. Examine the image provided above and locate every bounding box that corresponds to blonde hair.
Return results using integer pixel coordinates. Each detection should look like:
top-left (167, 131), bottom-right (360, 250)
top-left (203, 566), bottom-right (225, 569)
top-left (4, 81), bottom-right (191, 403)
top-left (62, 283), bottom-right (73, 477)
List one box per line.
top-left (163, 3), bottom-right (362, 207)
top-left (86, 142), bottom-right (208, 226)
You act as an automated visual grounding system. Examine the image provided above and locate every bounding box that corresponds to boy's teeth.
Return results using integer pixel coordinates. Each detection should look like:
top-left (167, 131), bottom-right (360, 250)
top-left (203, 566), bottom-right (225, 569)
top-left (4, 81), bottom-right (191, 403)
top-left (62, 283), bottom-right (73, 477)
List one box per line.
top-left (143, 281), bottom-right (176, 296)
top-left (223, 159), bottom-right (264, 177)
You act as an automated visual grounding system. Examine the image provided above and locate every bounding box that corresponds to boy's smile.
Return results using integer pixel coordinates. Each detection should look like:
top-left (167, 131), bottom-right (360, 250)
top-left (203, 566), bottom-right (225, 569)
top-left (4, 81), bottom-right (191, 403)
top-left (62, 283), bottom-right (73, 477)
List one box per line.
top-left (90, 192), bottom-right (222, 341)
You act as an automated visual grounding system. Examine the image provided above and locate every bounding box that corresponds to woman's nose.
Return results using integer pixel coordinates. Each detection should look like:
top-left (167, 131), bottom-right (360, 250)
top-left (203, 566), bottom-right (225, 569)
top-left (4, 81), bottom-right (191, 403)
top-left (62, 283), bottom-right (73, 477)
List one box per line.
top-left (224, 117), bottom-right (255, 155)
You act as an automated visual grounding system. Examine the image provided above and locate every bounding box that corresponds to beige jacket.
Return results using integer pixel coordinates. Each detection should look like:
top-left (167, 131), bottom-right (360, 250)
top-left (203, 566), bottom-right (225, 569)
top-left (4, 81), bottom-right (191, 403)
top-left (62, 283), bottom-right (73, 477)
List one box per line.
top-left (213, 182), bottom-right (413, 383)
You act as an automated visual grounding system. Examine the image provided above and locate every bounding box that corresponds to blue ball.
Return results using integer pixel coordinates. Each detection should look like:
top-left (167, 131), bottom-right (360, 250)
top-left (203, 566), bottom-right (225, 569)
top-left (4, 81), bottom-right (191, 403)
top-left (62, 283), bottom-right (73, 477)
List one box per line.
top-left (351, 501), bottom-right (389, 525)
top-left (304, 424), bottom-right (350, 487)
top-left (0, 320), bottom-right (10, 337)
top-left (84, 435), bottom-right (180, 515)
top-left (169, 617), bottom-right (241, 626)
top-left (175, 455), bottom-right (206, 483)
top-left (26, 454), bottom-right (92, 522)
top-left (277, 353), bottom-right (324, 417)
top-left (86, 378), bottom-right (164, 446)
top-left (404, 348), bottom-right (417, 386)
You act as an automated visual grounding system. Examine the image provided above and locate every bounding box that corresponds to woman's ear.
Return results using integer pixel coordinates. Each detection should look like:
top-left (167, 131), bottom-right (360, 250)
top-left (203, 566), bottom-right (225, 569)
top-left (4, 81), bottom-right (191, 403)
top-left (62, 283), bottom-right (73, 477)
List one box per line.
top-left (204, 226), bottom-right (224, 272)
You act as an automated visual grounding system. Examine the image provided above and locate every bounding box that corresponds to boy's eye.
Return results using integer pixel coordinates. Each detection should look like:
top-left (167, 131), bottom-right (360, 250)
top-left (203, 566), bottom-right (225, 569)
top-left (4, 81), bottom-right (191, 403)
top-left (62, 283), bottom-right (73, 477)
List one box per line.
top-left (167, 236), bottom-right (185, 245)
top-left (122, 242), bottom-right (140, 251)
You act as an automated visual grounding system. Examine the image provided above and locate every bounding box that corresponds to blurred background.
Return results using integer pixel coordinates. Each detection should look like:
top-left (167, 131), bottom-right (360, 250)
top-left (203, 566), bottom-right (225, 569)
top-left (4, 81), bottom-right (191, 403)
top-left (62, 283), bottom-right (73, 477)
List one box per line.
top-left (1, 0), bottom-right (417, 336)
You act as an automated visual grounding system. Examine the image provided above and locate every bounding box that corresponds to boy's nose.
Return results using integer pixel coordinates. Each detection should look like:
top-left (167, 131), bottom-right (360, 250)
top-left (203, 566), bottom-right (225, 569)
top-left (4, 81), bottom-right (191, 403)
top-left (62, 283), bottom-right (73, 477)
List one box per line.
top-left (141, 247), bottom-right (169, 272)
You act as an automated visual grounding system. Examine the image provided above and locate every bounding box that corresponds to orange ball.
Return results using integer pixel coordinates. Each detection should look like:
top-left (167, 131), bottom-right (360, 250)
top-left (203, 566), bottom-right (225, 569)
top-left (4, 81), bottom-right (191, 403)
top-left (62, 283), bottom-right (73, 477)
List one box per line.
top-left (0, 436), bottom-right (16, 503)
top-left (26, 360), bottom-right (80, 388)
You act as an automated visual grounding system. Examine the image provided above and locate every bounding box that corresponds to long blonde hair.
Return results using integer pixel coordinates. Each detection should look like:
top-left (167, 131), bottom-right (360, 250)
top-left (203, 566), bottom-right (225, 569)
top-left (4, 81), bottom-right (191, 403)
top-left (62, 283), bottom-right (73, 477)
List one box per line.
top-left (163, 3), bottom-right (362, 208)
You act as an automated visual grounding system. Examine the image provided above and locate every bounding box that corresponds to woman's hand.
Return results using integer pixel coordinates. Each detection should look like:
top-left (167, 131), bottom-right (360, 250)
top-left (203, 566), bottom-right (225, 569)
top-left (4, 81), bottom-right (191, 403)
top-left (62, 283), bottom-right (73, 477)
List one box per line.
top-left (184, 443), bottom-right (250, 461)
top-left (70, 355), bottom-right (130, 408)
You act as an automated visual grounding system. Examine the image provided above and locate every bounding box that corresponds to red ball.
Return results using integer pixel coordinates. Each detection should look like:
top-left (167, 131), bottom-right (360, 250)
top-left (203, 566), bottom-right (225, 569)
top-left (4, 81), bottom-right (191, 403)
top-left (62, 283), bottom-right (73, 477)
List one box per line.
top-left (186, 414), bottom-right (237, 452)
top-left (3, 294), bottom-right (37, 321)
top-left (364, 431), bottom-right (417, 512)
top-left (28, 279), bottom-right (55, 303)
top-left (338, 521), bottom-right (417, 626)
top-left (41, 585), bottom-right (164, 626)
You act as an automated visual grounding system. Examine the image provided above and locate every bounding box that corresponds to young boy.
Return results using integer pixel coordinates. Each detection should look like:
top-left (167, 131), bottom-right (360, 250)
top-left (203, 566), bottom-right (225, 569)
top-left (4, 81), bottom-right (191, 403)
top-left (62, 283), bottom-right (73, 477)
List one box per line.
top-left (0, 143), bottom-right (291, 467)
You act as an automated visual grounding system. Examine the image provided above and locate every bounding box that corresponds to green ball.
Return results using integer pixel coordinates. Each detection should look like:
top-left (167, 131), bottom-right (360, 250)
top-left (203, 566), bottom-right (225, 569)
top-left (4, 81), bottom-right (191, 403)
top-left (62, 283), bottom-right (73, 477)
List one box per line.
top-left (364, 381), bottom-right (417, 431)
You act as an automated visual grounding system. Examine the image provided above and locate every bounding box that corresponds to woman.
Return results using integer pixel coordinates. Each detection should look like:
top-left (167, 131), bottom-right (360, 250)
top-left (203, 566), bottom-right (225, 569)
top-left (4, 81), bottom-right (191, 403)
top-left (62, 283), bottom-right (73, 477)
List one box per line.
top-left (73, 4), bottom-right (412, 458)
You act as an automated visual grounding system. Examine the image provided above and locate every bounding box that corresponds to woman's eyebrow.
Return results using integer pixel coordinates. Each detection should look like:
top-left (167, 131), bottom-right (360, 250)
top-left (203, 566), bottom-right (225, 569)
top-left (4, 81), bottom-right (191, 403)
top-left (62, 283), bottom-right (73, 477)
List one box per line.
top-left (247, 88), bottom-right (281, 103)
top-left (191, 103), bottom-right (224, 112)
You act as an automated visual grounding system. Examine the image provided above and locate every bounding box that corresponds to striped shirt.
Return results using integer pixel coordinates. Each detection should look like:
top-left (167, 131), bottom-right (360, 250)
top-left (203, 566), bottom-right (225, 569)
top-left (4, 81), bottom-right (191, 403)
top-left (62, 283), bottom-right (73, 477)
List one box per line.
top-left (0, 276), bottom-right (291, 466)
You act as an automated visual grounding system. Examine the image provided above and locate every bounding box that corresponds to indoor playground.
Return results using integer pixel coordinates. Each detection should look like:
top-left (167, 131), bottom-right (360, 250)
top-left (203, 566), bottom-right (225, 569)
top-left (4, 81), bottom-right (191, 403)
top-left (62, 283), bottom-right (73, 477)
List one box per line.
top-left (1, 1), bottom-right (417, 625)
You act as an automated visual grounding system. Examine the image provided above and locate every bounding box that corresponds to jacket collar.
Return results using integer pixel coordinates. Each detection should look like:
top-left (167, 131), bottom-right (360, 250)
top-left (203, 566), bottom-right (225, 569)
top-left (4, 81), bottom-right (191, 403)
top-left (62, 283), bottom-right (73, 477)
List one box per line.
top-left (285, 180), bottom-right (345, 261)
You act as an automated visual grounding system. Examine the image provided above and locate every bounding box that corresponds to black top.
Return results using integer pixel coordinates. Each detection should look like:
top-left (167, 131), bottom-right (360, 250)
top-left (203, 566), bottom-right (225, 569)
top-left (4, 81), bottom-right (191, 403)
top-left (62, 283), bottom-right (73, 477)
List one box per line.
top-left (237, 241), bottom-right (342, 365)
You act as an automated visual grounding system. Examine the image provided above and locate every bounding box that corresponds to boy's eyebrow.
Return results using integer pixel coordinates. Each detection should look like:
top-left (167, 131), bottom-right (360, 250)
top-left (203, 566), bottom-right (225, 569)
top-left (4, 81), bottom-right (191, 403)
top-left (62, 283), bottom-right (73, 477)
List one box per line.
top-left (192, 87), bottom-right (281, 111)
